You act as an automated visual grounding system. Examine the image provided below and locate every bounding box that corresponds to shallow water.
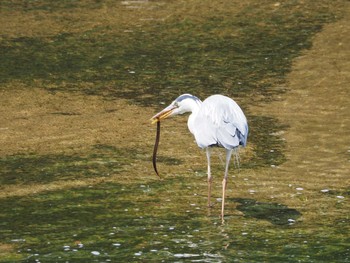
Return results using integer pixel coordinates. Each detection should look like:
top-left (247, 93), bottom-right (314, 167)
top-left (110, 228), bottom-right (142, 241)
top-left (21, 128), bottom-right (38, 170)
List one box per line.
top-left (0, 0), bottom-right (349, 262)
top-left (1, 180), bottom-right (349, 262)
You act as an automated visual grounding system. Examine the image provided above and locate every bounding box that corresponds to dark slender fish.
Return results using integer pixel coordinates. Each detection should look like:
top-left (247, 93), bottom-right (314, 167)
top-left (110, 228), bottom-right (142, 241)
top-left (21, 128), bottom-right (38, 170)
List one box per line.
top-left (153, 120), bottom-right (161, 178)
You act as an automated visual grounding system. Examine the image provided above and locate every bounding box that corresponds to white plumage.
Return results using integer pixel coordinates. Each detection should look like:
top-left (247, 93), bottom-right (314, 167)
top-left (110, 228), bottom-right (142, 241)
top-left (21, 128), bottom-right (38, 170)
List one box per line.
top-left (151, 93), bottom-right (248, 221)
top-left (188, 94), bottom-right (248, 149)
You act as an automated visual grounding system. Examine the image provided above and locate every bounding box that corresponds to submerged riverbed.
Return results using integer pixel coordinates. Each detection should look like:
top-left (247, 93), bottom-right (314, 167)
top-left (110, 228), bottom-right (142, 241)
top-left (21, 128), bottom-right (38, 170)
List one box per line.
top-left (0, 0), bottom-right (349, 262)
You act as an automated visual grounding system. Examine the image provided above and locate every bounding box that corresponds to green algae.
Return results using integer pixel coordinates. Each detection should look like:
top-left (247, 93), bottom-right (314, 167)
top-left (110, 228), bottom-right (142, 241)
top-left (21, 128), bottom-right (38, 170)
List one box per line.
top-left (0, 180), bottom-right (348, 262)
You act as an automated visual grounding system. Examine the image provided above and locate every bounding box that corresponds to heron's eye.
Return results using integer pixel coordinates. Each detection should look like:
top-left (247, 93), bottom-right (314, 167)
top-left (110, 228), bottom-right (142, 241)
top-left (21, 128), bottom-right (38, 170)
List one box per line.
top-left (174, 102), bottom-right (179, 108)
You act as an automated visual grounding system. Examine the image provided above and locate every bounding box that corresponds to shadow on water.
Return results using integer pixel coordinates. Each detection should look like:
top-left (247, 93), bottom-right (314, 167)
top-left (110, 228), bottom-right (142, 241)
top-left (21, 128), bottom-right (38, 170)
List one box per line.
top-left (0, 144), bottom-right (136, 185)
top-left (234, 198), bottom-right (301, 226)
top-left (0, 143), bottom-right (183, 186)
top-left (246, 115), bottom-right (288, 168)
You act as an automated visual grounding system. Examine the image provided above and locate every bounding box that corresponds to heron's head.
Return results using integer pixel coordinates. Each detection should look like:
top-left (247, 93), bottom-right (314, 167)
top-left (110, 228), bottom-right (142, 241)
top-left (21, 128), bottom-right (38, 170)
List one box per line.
top-left (151, 94), bottom-right (201, 124)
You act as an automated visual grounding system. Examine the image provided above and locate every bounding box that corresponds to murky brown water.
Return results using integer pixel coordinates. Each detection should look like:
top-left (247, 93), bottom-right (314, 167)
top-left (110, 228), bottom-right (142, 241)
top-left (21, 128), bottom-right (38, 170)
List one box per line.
top-left (253, 7), bottom-right (350, 222)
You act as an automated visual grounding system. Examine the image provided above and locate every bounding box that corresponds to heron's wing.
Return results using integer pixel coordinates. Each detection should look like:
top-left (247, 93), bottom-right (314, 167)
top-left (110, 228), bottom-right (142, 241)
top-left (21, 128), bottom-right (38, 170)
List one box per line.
top-left (193, 95), bottom-right (248, 149)
top-left (192, 112), bottom-right (217, 148)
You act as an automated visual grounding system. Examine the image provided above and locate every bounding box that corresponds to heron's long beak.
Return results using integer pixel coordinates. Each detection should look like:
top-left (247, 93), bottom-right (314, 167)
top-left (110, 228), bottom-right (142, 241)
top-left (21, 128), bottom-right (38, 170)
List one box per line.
top-left (151, 105), bottom-right (176, 124)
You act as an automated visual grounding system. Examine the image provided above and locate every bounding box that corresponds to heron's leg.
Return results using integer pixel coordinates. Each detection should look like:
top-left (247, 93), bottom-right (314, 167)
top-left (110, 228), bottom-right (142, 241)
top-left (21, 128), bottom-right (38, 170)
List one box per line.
top-left (221, 149), bottom-right (232, 220)
top-left (206, 148), bottom-right (213, 207)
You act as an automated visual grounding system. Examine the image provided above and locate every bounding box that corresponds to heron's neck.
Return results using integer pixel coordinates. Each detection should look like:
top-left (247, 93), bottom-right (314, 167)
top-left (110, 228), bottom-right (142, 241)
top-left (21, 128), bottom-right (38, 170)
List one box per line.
top-left (187, 99), bottom-right (202, 134)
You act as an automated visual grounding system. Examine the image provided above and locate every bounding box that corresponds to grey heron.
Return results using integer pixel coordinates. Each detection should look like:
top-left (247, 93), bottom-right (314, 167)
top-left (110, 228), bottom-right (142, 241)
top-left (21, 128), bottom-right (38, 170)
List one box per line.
top-left (151, 94), bottom-right (248, 220)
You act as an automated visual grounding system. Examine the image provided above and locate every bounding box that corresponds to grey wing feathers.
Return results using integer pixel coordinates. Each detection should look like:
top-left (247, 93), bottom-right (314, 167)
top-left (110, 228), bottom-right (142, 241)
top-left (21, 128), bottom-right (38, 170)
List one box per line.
top-left (193, 95), bottom-right (248, 149)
